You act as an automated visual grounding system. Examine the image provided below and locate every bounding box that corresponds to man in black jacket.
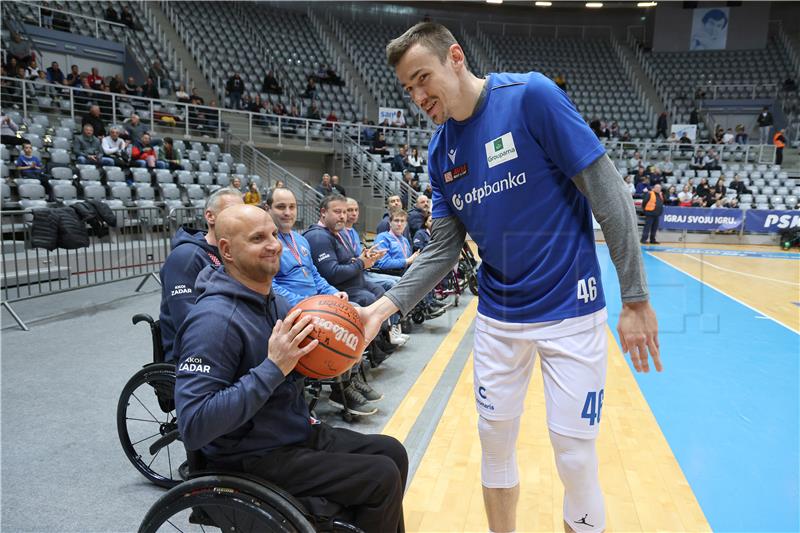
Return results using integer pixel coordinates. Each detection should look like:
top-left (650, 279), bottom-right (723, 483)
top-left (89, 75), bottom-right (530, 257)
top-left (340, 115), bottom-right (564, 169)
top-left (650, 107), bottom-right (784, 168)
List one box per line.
top-left (406, 194), bottom-right (430, 236)
top-left (641, 184), bottom-right (664, 245)
top-left (175, 204), bottom-right (407, 532)
top-left (757, 106), bottom-right (773, 145)
top-left (225, 73), bottom-right (245, 110)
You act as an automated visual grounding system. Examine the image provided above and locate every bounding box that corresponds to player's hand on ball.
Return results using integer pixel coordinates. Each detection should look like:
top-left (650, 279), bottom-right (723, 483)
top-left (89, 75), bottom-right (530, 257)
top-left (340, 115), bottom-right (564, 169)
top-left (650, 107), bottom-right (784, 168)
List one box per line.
top-left (617, 300), bottom-right (662, 373)
top-left (267, 310), bottom-right (319, 375)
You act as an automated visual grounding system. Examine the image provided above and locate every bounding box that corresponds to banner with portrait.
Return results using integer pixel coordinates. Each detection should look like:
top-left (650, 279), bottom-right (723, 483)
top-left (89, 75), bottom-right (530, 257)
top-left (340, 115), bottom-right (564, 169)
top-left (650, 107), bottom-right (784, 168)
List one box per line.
top-left (378, 107), bottom-right (406, 127)
top-left (690, 7), bottom-right (729, 51)
top-left (671, 124), bottom-right (697, 143)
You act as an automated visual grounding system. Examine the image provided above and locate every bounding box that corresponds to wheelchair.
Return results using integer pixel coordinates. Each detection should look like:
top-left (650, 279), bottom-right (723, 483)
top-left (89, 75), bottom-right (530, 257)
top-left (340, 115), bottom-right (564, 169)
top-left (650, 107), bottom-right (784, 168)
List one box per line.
top-left (139, 448), bottom-right (364, 532)
top-left (117, 314), bottom-right (186, 488)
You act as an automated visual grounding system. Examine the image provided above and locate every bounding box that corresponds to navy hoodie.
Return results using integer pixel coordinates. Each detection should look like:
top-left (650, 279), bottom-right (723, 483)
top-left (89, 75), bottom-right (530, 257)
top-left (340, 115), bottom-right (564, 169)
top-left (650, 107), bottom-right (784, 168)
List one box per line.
top-left (303, 223), bottom-right (366, 292)
top-left (159, 228), bottom-right (221, 363)
top-left (174, 265), bottom-right (311, 462)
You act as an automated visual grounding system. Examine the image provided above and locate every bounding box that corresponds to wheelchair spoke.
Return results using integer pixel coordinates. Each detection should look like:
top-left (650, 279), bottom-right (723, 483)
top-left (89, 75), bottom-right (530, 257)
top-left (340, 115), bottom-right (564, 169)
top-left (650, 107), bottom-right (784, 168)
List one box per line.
top-left (147, 445), bottom-right (163, 468)
top-left (165, 519), bottom-right (184, 532)
top-left (126, 416), bottom-right (162, 424)
top-left (131, 431), bottom-right (161, 447)
top-left (131, 391), bottom-right (161, 423)
top-left (166, 437), bottom-right (173, 477)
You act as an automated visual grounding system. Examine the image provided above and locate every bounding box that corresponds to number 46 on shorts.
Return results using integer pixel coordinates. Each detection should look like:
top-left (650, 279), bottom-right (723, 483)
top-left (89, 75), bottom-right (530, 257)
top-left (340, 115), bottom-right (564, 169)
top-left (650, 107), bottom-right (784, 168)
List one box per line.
top-left (581, 389), bottom-right (604, 426)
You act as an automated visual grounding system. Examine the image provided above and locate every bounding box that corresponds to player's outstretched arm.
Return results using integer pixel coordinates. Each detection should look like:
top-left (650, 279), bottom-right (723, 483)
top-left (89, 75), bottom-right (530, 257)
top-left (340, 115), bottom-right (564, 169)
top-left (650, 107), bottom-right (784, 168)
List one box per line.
top-left (357, 215), bottom-right (467, 344)
top-left (572, 153), bottom-right (662, 373)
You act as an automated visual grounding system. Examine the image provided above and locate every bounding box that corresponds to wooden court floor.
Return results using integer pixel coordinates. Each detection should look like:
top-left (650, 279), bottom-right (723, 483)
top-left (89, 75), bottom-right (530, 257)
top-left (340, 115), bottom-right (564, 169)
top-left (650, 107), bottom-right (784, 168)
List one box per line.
top-left (386, 243), bottom-right (798, 532)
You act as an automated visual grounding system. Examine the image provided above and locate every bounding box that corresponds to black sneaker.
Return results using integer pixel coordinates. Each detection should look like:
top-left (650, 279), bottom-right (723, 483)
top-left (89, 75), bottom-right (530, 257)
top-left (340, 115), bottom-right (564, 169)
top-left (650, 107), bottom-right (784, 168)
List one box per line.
top-left (424, 305), bottom-right (446, 320)
top-left (328, 386), bottom-right (378, 416)
top-left (428, 299), bottom-right (447, 309)
top-left (352, 374), bottom-right (384, 402)
top-left (367, 345), bottom-right (389, 368)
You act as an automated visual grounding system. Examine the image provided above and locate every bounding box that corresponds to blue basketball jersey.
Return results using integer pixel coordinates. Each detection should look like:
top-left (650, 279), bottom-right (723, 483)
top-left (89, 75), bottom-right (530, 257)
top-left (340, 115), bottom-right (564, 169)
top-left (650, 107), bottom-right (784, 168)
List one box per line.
top-left (428, 72), bottom-right (607, 323)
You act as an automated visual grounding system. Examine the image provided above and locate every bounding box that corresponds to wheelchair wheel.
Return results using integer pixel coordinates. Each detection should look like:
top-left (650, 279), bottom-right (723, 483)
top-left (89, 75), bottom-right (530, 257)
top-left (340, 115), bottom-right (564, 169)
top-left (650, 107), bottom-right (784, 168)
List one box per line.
top-left (411, 308), bottom-right (425, 324)
top-left (468, 272), bottom-right (478, 296)
top-left (117, 363), bottom-right (185, 488)
top-left (139, 475), bottom-right (316, 533)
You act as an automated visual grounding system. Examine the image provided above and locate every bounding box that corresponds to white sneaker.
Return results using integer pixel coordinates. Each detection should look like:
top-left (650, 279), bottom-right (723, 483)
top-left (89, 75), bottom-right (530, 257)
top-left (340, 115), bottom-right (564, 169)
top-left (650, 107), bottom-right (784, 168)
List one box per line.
top-left (389, 325), bottom-right (408, 346)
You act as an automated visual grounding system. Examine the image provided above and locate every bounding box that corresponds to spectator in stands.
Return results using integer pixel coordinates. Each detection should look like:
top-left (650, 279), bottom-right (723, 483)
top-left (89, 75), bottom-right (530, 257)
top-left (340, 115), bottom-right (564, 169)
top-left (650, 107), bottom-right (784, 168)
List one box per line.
top-left (689, 108), bottom-right (699, 125)
top-left (666, 132), bottom-right (678, 144)
top-left (695, 178), bottom-right (711, 206)
top-left (316, 173), bottom-right (333, 196)
top-left (64, 65), bottom-right (81, 87)
top-left (406, 147), bottom-right (424, 173)
top-left (87, 68), bottom-right (103, 90)
top-left (774, 128), bottom-right (786, 165)
top-left (407, 194), bottom-right (430, 236)
top-left (621, 130), bottom-right (632, 142)
top-left (659, 156), bottom-right (674, 176)
top-left (391, 146), bottom-right (408, 172)
top-left (757, 106), bottom-right (773, 144)
top-left (703, 149), bottom-right (721, 171)
top-left (225, 73), bottom-right (244, 110)
top-left (690, 149), bottom-right (705, 171)
top-left (124, 114), bottom-right (148, 144)
top-left (75, 124), bottom-right (112, 166)
top-left (230, 177), bottom-right (244, 193)
top-left (306, 102), bottom-right (322, 121)
top-left (15, 142), bottom-right (44, 182)
top-left (331, 175), bottom-right (346, 196)
top-left (655, 112), bottom-right (668, 139)
top-left (729, 174), bottom-right (749, 197)
top-left (241, 94), bottom-right (253, 112)
top-left (678, 185), bottom-right (693, 207)
top-left (712, 177), bottom-right (727, 198)
top-left (244, 182), bottom-right (261, 205)
top-left (141, 77), bottom-right (159, 99)
top-left (175, 84), bottom-right (190, 103)
top-left (648, 166), bottom-right (664, 187)
top-left (628, 151), bottom-right (642, 169)
top-left (326, 110), bottom-right (339, 124)
top-left (101, 127), bottom-right (129, 167)
top-left (361, 119), bottom-right (376, 144)
top-left (633, 166), bottom-right (647, 186)
top-left (710, 194), bottom-right (727, 209)
top-left (33, 70), bottom-right (56, 99)
top-left (392, 111), bottom-right (406, 127)
top-left (121, 6), bottom-right (136, 30)
top-left (82, 105), bottom-right (107, 138)
top-left (45, 62), bottom-right (64, 86)
top-left (609, 121), bottom-right (620, 138)
top-left (370, 132), bottom-right (390, 155)
top-left (149, 60), bottom-right (169, 89)
top-left (413, 212), bottom-right (431, 252)
top-left (664, 185), bottom-right (679, 206)
top-left (105, 5), bottom-right (119, 22)
top-left (722, 128), bottom-right (735, 144)
top-left (8, 33), bottom-right (33, 68)
top-left (623, 175), bottom-right (635, 195)
top-left (423, 183), bottom-right (432, 199)
top-left (554, 74), bottom-right (568, 93)
top-left (159, 188), bottom-right (243, 361)
top-left (132, 133), bottom-right (164, 169)
top-left (40, 2), bottom-right (54, 28)
top-left (1, 114), bottom-right (26, 146)
top-left (124, 76), bottom-right (141, 96)
top-left (634, 175), bottom-right (650, 198)
top-left (23, 58), bottom-right (40, 81)
top-left (109, 74), bottom-right (124, 94)
top-left (262, 71), bottom-right (283, 95)
top-left (302, 77), bottom-right (317, 99)
top-left (157, 137), bottom-right (183, 171)
top-left (641, 184), bottom-right (663, 245)
top-left (734, 124), bottom-right (748, 145)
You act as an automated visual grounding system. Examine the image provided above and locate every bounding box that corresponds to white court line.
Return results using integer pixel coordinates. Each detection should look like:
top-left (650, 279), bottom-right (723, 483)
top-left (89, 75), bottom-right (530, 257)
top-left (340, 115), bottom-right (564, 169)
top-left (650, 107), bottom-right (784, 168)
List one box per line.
top-left (646, 252), bottom-right (799, 334)
top-left (680, 253), bottom-right (800, 287)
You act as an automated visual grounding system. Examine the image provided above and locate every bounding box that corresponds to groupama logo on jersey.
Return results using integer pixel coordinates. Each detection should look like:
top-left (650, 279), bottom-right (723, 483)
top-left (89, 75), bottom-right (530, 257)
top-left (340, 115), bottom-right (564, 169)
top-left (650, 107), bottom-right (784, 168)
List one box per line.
top-left (451, 171), bottom-right (527, 211)
top-left (484, 132), bottom-right (518, 168)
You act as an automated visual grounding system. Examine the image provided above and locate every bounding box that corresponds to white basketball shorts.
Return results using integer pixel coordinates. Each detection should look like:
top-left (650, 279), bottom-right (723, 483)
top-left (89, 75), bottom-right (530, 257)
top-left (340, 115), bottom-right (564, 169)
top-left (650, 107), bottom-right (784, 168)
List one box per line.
top-left (473, 309), bottom-right (608, 439)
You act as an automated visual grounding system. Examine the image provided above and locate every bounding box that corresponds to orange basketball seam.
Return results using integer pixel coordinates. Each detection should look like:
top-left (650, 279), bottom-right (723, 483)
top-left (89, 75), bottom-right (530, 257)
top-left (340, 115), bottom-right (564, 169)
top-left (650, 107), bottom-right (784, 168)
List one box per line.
top-left (299, 308), bottom-right (365, 337)
top-left (296, 359), bottom-right (338, 378)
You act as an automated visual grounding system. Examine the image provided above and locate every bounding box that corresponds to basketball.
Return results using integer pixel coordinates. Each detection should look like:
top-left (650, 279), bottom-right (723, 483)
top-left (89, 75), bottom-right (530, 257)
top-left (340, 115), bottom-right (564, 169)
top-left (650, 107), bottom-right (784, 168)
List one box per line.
top-left (289, 295), bottom-right (366, 379)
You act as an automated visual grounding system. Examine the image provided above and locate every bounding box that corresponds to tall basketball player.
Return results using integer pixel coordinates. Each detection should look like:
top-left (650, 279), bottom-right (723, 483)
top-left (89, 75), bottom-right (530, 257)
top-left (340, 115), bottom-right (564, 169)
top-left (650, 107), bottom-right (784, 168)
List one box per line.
top-left (357, 22), bottom-right (662, 533)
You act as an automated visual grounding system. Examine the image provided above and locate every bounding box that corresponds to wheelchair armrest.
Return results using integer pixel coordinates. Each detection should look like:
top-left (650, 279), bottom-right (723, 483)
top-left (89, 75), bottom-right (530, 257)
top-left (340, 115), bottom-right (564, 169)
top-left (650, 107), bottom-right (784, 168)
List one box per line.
top-left (132, 313), bottom-right (156, 326)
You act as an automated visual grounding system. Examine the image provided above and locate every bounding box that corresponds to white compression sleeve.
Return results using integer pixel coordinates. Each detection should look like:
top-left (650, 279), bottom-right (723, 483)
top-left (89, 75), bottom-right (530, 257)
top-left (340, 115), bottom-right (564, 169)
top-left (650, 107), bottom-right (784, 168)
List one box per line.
top-left (549, 430), bottom-right (605, 532)
top-left (478, 416), bottom-right (521, 488)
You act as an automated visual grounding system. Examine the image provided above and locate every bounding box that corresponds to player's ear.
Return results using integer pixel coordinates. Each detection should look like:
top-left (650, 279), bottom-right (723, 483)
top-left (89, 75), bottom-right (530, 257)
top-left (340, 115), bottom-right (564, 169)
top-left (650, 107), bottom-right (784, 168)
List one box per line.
top-left (449, 43), bottom-right (465, 69)
top-left (218, 238), bottom-right (233, 264)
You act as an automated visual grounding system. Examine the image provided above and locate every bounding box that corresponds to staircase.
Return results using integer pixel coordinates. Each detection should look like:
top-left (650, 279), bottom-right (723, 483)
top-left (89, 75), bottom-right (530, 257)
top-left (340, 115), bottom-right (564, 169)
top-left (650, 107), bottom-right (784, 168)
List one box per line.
top-left (153, 1), bottom-right (216, 103)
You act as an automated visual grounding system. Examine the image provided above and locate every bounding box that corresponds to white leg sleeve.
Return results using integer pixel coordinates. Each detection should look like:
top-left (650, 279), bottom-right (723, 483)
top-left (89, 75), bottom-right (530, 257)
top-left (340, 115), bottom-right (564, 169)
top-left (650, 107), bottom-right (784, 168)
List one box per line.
top-left (478, 416), bottom-right (521, 489)
top-left (549, 430), bottom-right (605, 532)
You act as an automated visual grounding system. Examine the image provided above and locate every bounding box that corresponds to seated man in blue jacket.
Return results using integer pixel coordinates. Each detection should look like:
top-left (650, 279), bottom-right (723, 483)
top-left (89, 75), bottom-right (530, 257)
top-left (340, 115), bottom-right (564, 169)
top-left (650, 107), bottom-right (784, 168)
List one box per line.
top-left (374, 209), bottom-right (444, 320)
top-left (174, 204), bottom-right (408, 533)
top-left (305, 194), bottom-right (409, 347)
top-left (267, 187), bottom-right (384, 415)
top-left (159, 188), bottom-right (243, 362)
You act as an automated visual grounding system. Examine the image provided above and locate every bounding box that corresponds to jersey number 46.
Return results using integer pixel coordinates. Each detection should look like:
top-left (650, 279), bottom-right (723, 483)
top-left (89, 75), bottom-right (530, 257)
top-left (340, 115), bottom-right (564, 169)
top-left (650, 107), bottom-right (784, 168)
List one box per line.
top-left (581, 389), bottom-right (604, 426)
top-left (577, 276), bottom-right (597, 304)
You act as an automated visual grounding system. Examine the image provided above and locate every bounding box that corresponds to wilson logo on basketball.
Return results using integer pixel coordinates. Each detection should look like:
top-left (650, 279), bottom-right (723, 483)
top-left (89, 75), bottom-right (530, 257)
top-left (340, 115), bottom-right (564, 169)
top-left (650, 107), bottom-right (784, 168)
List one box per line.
top-left (310, 315), bottom-right (359, 352)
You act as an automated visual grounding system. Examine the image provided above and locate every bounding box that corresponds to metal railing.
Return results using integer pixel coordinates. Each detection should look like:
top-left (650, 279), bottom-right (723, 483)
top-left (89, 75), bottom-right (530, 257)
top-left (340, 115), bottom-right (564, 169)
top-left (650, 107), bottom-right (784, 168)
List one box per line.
top-left (602, 139), bottom-right (777, 166)
top-left (476, 21), bottom-right (614, 40)
top-left (694, 83), bottom-right (779, 100)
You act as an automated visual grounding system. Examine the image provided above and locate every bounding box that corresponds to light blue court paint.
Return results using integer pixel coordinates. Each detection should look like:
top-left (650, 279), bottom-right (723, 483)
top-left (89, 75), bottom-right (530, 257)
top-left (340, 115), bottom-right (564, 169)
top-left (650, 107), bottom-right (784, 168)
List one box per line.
top-left (641, 245), bottom-right (800, 260)
top-left (596, 245), bottom-right (800, 533)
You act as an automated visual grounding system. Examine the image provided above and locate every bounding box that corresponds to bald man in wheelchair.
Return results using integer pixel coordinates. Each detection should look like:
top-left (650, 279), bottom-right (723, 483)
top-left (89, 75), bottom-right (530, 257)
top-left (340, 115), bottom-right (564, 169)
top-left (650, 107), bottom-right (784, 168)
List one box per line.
top-left (174, 205), bottom-right (408, 533)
